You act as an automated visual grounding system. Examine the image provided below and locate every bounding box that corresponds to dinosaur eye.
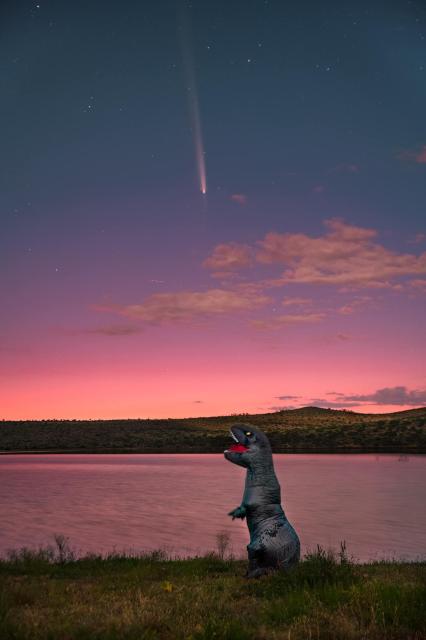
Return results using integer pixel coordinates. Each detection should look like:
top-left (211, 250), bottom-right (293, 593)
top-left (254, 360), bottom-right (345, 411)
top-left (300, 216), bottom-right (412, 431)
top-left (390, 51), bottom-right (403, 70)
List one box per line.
top-left (245, 431), bottom-right (252, 436)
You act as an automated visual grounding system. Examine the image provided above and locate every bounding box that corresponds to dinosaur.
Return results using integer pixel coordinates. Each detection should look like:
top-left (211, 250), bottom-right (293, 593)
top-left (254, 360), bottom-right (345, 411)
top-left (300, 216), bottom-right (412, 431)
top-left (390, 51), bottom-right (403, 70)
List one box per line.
top-left (224, 423), bottom-right (300, 577)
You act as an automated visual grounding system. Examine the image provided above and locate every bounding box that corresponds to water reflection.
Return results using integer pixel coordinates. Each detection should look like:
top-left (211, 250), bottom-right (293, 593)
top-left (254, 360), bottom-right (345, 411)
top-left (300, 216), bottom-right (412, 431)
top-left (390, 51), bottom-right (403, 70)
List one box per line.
top-left (0, 454), bottom-right (425, 561)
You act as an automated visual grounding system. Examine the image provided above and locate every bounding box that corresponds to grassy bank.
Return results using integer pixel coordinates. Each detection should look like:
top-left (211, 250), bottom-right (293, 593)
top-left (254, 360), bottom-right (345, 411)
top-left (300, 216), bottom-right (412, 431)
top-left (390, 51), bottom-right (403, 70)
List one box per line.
top-left (0, 545), bottom-right (425, 639)
top-left (1, 406), bottom-right (426, 454)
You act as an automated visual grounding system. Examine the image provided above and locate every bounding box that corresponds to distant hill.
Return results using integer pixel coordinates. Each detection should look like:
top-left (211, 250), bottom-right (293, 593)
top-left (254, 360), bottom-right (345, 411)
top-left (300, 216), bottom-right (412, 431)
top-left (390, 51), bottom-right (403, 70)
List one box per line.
top-left (1, 406), bottom-right (425, 454)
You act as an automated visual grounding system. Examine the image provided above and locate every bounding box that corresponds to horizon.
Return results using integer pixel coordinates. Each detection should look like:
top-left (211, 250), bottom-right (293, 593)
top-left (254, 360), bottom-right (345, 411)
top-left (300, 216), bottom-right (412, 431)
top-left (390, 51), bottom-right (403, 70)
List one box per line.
top-left (2, 404), bottom-right (425, 423)
top-left (2, 1), bottom-right (425, 420)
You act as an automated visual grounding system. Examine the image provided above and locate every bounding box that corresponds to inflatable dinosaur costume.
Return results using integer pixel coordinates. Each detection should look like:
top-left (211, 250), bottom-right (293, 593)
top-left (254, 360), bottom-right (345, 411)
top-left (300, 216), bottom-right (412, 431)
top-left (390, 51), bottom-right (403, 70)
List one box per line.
top-left (224, 423), bottom-right (300, 577)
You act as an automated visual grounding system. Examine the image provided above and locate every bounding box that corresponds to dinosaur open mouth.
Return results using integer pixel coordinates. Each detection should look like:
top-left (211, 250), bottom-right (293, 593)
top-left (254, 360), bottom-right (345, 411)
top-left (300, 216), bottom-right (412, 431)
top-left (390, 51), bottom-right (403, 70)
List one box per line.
top-left (224, 429), bottom-right (249, 453)
top-left (228, 443), bottom-right (249, 452)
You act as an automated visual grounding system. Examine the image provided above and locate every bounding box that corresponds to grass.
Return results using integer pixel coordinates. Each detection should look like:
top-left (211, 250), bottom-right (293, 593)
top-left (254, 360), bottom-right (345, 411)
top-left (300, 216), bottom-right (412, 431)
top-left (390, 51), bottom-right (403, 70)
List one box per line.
top-left (1, 406), bottom-right (426, 453)
top-left (0, 541), bottom-right (425, 639)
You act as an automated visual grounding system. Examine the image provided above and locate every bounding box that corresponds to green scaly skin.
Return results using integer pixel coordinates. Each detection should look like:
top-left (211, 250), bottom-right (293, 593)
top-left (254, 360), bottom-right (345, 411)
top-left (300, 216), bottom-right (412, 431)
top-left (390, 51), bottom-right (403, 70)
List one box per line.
top-left (224, 423), bottom-right (300, 578)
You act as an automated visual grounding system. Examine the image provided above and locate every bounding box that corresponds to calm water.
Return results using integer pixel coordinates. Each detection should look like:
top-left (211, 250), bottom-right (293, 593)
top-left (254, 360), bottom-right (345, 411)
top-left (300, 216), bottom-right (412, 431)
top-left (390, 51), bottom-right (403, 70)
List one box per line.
top-left (0, 454), bottom-right (425, 561)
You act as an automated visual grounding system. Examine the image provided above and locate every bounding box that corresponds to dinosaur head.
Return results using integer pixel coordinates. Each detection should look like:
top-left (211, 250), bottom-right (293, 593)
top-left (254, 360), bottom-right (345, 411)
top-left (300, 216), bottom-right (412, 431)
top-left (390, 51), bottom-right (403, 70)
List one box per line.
top-left (224, 423), bottom-right (272, 469)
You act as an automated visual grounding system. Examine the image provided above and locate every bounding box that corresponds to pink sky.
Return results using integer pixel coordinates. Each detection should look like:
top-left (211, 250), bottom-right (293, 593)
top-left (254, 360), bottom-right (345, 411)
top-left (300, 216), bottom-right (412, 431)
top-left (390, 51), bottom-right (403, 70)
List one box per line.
top-left (2, 219), bottom-right (425, 419)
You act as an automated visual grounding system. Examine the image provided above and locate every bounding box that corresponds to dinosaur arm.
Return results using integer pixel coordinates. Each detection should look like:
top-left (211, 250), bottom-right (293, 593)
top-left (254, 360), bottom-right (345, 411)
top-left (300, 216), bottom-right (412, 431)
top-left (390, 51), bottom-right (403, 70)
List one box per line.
top-left (228, 505), bottom-right (247, 520)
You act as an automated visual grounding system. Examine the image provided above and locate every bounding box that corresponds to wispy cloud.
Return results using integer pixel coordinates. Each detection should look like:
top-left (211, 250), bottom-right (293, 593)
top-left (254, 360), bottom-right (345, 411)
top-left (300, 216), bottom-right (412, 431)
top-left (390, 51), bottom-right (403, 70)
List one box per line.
top-left (398, 145), bottom-right (426, 164)
top-left (203, 242), bottom-right (252, 272)
top-left (336, 333), bottom-right (351, 341)
top-left (95, 288), bottom-right (270, 326)
top-left (308, 399), bottom-right (360, 409)
top-left (407, 233), bottom-right (426, 245)
top-left (343, 386), bottom-right (426, 406)
top-left (268, 405), bottom-right (299, 411)
top-left (282, 297), bottom-right (312, 307)
top-left (230, 193), bottom-right (248, 205)
top-left (93, 219), bottom-right (425, 335)
top-left (65, 324), bottom-right (143, 336)
top-left (409, 279), bottom-right (426, 292)
top-left (338, 296), bottom-right (372, 315)
top-left (251, 313), bottom-right (326, 330)
top-left (318, 386), bottom-right (426, 408)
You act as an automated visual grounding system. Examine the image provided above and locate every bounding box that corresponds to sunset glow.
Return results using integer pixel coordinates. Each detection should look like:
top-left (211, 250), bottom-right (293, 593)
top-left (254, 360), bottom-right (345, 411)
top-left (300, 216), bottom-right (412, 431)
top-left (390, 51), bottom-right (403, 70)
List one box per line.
top-left (2, 2), bottom-right (425, 420)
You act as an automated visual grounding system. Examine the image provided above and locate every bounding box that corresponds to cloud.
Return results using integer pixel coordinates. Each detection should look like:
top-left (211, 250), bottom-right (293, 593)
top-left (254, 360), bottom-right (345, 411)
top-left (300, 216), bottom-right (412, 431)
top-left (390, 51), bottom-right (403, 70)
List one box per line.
top-left (251, 313), bottom-right (325, 330)
top-left (203, 242), bottom-right (252, 271)
top-left (95, 288), bottom-right (270, 326)
top-left (275, 395), bottom-right (301, 400)
top-left (205, 219), bottom-right (426, 291)
top-left (256, 218), bottom-right (426, 288)
top-left (230, 193), bottom-right (248, 205)
top-left (407, 233), bottom-right (426, 245)
top-left (311, 332), bottom-right (353, 346)
top-left (308, 400), bottom-right (360, 409)
top-left (282, 297), bottom-right (312, 307)
top-left (193, 400), bottom-right (204, 404)
top-left (398, 145), bottom-right (426, 164)
top-left (409, 279), bottom-right (426, 292)
top-left (268, 405), bottom-right (299, 411)
top-left (338, 296), bottom-right (372, 315)
top-left (343, 386), bottom-right (426, 406)
top-left (66, 325), bottom-right (142, 336)
top-left (416, 146), bottom-right (426, 163)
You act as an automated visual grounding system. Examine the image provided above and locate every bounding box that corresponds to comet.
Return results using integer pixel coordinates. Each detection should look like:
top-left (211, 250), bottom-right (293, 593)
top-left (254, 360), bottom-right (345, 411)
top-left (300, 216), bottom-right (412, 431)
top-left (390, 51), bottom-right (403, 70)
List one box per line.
top-left (190, 90), bottom-right (207, 196)
top-left (179, 10), bottom-right (207, 196)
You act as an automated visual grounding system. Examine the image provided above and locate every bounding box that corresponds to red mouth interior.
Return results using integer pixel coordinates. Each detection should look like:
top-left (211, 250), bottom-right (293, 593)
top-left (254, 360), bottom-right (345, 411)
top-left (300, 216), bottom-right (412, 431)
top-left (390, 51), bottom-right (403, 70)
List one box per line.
top-left (229, 443), bottom-right (248, 452)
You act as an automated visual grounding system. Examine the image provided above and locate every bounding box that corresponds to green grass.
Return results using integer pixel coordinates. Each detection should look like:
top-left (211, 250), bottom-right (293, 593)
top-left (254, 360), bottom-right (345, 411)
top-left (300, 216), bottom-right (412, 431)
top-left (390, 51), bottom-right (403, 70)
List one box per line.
top-left (1, 406), bottom-right (426, 453)
top-left (0, 544), bottom-right (425, 639)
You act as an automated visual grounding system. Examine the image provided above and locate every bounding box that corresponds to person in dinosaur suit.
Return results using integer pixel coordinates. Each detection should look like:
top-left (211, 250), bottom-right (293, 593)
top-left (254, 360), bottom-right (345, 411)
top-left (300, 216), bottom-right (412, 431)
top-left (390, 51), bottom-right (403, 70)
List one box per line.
top-left (224, 423), bottom-right (300, 577)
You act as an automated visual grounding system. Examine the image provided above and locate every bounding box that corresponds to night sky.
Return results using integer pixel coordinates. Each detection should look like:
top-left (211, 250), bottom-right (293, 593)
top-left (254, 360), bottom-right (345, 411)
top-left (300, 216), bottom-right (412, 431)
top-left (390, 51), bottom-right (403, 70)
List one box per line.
top-left (2, 0), bottom-right (426, 419)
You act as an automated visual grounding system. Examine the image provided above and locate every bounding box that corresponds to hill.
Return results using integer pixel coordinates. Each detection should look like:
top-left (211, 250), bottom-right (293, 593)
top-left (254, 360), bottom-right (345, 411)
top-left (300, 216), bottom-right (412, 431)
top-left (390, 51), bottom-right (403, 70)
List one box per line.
top-left (1, 406), bottom-right (425, 453)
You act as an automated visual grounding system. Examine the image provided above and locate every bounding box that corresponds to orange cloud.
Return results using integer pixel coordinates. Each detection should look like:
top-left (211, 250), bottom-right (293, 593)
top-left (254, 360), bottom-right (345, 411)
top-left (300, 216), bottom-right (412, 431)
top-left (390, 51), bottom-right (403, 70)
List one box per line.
top-left (96, 288), bottom-right (270, 326)
top-left (409, 279), bottom-right (426, 292)
top-left (282, 297), bottom-right (312, 306)
top-left (338, 296), bottom-right (372, 315)
top-left (251, 313), bottom-right (325, 330)
top-left (203, 242), bottom-right (252, 271)
top-left (256, 218), bottom-right (426, 288)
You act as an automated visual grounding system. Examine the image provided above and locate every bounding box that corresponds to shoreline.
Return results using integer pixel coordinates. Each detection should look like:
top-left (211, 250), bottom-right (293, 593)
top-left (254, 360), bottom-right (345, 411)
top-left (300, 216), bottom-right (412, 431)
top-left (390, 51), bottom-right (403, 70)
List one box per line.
top-left (1, 447), bottom-right (424, 455)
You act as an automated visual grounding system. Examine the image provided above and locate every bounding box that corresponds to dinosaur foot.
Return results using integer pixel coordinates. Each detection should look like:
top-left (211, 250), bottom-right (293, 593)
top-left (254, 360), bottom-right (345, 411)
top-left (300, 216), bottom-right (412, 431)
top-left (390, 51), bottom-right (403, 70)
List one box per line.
top-left (244, 565), bottom-right (274, 579)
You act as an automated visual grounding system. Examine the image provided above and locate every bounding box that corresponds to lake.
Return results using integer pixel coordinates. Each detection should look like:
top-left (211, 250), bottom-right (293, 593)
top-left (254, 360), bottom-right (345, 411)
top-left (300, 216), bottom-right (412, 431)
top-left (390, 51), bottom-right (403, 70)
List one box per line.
top-left (0, 453), bottom-right (425, 561)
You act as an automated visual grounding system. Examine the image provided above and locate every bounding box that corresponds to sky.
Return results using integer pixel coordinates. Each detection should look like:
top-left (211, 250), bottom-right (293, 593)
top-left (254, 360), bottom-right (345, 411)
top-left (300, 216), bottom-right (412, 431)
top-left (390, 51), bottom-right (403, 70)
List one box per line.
top-left (1, 0), bottom-right (426, 419)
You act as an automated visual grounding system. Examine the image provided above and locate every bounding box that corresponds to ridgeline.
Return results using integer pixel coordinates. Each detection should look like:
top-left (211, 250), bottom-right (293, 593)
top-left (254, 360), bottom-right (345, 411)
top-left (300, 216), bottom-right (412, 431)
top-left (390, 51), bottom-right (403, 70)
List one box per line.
top-left (1, 406), bottom-right (425, 454)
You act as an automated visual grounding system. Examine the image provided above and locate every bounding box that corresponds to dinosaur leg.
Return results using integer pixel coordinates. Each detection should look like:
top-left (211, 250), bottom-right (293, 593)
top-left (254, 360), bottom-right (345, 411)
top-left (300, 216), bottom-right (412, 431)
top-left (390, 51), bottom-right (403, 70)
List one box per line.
top-left (245, 545), bottom-right (272, 578)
